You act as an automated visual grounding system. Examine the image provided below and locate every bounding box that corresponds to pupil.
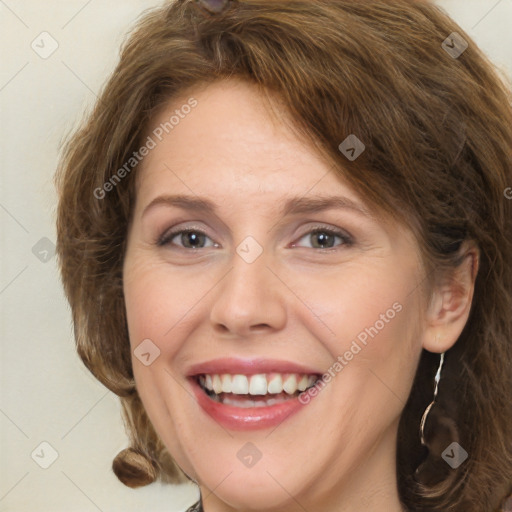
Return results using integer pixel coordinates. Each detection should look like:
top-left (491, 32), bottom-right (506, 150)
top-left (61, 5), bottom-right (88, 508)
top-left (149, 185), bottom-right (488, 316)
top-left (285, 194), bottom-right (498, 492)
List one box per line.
top-left (314, 231), bottom-right (334, 248)
top-left (184, 232), bottom-right (204, 248)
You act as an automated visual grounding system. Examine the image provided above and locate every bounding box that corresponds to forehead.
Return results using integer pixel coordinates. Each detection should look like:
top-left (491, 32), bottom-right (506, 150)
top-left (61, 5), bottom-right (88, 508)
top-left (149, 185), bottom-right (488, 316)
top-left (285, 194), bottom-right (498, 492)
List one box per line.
top-left (135, 79), bottom-right (364, 210)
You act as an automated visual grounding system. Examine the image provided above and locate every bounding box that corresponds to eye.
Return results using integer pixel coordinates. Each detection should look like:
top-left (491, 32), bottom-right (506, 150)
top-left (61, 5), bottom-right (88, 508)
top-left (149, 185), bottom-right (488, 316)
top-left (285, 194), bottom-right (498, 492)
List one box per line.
top-left (157, 228), bottom-right (217, 249)
top-left (292, 226), bottom-right (353, 250)
top-left (157, 225), bottom-right (353, 250)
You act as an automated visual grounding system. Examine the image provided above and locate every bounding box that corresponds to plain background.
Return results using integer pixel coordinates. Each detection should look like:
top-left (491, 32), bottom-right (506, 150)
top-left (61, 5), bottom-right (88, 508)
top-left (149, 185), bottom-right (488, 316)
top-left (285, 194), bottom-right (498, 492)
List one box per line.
top-left (1, 1), bottom-right (511, 511)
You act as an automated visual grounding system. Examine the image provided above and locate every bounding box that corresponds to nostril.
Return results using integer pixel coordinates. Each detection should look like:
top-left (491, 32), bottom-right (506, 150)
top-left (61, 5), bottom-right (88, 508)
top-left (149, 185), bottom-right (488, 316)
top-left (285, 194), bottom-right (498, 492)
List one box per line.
top-left (251, 323), bottom-right (271, 331)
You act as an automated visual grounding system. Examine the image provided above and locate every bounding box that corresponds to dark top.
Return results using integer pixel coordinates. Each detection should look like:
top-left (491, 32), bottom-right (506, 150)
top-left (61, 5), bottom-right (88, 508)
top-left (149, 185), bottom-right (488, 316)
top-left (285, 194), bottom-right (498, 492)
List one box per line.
top-left (186, 500), bottom-right (203, 512)
top-left (185, 495), bottom-right (512, 511)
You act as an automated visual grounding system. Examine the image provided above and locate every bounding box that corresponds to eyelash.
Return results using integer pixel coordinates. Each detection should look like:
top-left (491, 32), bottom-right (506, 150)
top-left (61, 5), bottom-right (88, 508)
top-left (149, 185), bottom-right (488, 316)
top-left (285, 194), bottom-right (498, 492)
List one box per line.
top-left (156, 224), bottom-right (354, 251)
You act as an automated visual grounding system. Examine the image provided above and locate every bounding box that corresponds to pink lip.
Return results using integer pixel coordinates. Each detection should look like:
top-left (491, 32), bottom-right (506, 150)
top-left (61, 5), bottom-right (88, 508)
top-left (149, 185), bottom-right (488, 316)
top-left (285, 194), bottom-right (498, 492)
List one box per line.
top-left (186, 357), bottom-right (321, 377)
top-left (187, 358), bottom-right (321, 431)
top-left (190, 378), bottom-right (317, 430)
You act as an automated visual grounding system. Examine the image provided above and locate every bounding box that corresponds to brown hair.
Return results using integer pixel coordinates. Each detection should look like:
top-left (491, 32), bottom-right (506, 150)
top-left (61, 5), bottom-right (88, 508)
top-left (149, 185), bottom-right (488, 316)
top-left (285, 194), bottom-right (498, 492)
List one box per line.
top-left (55, 0), bottom-right (512, 510)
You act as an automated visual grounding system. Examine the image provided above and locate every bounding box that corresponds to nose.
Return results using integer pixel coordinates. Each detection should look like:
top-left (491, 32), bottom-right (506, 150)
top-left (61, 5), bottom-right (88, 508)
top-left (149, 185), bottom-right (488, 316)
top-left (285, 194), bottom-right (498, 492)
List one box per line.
top-left (208, 247), bottom-right (287, 338)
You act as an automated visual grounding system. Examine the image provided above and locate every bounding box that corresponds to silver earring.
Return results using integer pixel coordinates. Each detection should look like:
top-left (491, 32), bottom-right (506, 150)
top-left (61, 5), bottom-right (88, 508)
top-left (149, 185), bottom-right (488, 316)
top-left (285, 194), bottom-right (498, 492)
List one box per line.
top-left (419, 348), bottom-right (445, 446)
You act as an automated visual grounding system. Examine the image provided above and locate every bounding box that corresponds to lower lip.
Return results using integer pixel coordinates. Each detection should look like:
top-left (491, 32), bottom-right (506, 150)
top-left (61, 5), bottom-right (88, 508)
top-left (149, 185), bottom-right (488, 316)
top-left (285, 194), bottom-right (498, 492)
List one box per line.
top-left (190, 378), bottom-right (314, 431)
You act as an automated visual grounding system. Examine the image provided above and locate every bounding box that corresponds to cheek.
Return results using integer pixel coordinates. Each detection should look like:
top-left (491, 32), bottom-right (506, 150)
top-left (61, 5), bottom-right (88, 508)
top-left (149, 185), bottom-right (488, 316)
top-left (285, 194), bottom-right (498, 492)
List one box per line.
top-left (293, 260), bottom-right (421, 360)
top-left (123, 257), bottom-right (196, 351)
top-left (123, 261), bottom-right (200, 477)
top-left (330, 281), bottom-right (423, 415)
top-left (294, 260), bottom-right (424, 417)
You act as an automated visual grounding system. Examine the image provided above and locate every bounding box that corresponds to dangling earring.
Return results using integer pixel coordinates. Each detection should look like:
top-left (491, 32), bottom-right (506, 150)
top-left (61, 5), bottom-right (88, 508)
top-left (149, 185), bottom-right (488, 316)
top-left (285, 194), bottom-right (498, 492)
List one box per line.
top-left (419, 340), bottom-right (445, 446)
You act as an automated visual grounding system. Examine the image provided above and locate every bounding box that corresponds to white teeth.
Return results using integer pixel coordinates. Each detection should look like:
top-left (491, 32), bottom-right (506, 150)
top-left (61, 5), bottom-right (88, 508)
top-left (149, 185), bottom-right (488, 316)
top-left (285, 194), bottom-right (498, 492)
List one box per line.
top-left (199, 372), bottom-right (319, 397)
top-left (221, 374), bottom-right (232, 393)
top-left (267, 374), bottom-right (283, 394)
top-left (297, 374), bottom-right (309, 392)
top-left (283, 374), bottom-right (298, 394)
top-left (249, 374), bottom-right (267, 395)
top-left (212, 374), bottom-right (223, 394)
top-left (223, 396), bottom-right (257, 408)
top-left (212, 394), bottom-right (301, 408)
top-left (231, 374), bottom-right (249, 395)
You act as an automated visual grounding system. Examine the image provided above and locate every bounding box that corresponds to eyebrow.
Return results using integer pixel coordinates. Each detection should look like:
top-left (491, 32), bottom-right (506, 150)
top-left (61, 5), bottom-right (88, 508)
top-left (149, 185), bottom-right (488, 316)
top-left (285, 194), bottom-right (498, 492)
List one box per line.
top-left (141, 193), bottom-right (373, 219)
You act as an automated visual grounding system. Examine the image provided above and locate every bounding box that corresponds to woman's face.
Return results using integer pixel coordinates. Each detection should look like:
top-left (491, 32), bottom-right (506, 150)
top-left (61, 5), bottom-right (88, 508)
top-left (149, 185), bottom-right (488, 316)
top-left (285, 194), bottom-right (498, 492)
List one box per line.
top-left (123, 79), bottom-right (429, 510)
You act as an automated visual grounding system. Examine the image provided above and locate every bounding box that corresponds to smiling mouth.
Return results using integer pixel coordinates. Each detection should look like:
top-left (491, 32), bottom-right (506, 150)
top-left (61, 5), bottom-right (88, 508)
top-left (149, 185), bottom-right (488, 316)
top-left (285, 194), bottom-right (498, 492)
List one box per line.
top-left (196, 372), bottom-right (320, 408)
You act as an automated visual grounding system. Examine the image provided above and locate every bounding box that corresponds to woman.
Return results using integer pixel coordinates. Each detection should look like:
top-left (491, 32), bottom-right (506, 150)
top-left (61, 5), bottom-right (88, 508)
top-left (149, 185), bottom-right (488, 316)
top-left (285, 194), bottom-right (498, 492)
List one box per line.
top-left (55, 0), bottom-right (512, 510)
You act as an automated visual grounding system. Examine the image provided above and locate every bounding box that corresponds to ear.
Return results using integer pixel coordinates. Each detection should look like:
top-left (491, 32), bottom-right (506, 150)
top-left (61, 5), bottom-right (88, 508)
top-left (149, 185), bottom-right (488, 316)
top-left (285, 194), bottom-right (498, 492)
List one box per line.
top-left (421, 243), bottom-right (480, 353)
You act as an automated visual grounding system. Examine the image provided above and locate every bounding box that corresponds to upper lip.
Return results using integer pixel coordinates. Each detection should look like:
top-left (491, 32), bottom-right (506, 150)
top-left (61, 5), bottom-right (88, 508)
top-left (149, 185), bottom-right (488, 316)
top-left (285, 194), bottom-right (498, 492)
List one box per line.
top-left (186, 357), bottom-right (322, 377)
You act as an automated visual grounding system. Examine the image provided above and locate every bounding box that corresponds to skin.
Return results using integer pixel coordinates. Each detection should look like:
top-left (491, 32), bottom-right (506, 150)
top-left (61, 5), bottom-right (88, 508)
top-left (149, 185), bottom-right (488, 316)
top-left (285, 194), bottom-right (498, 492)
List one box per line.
top-left (123, 78), bottom-right (478, 512)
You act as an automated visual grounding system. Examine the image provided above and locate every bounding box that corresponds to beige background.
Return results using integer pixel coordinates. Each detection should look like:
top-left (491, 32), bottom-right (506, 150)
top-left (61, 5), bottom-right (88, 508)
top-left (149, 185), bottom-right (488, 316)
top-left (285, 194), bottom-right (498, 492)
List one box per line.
top-left (1, 1), bottom-right (511, 511)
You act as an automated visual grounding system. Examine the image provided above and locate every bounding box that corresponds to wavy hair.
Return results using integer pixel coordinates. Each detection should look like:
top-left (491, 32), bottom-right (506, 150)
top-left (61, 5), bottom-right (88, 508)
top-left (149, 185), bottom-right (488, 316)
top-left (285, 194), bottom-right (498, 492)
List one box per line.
top-left (55, 1), bottom-right (512, 510)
